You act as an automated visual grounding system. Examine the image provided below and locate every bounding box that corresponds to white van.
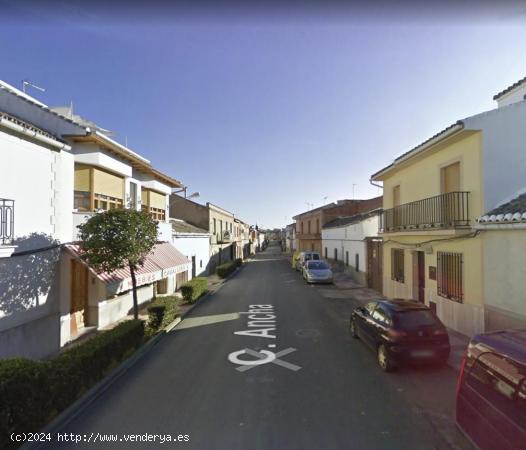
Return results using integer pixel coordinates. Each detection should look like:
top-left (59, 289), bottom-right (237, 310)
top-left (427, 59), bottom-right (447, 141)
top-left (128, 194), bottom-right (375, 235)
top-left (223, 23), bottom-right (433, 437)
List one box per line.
top-left (295, 251), bottom-right (321, 271)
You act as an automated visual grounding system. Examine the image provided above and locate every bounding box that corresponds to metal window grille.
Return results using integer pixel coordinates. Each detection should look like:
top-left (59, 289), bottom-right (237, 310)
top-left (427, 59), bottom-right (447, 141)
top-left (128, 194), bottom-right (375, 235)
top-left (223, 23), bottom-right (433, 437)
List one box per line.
top-left (391, 248), bottom-right (404, 283)
top-left (437, 252), bottom-right (463, 302)
top-left (0, 198), bottom-right (14, 245)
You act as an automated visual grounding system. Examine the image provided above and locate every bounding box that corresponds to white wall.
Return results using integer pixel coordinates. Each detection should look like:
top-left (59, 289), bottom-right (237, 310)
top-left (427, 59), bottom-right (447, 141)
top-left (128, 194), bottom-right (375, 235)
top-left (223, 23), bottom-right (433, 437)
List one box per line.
top-left (322, 215), bottom-right (379, 283)
top-left (496, 85), bottom-right (526, 108)
top-left (0, 127), bottom-right (73, 359)
top-left (464, 100), bottom-right (526, 212)
top-left (172, 234), bottom-right (211, 278)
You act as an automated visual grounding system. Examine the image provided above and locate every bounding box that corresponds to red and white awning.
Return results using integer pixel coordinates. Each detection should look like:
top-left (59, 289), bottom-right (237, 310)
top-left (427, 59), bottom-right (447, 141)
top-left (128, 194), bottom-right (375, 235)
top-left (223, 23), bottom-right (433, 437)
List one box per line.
top-left (65, 242), bottom-right (191, 294)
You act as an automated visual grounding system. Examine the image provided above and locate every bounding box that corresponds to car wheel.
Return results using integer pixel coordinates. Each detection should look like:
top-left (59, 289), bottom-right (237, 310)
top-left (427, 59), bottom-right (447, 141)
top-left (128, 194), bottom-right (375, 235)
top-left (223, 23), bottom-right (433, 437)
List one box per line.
top-left (350, 318), bottom-right (358, 339)
top-left (377, 344), bottom-right (395, 372)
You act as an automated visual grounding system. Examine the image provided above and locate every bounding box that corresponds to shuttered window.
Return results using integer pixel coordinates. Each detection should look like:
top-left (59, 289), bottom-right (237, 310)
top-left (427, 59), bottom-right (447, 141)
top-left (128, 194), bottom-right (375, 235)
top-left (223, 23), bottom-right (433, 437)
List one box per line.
top-left (391, 249), bottom-right (405, 283)
top-left (437, 252), bottom-right (463, 302)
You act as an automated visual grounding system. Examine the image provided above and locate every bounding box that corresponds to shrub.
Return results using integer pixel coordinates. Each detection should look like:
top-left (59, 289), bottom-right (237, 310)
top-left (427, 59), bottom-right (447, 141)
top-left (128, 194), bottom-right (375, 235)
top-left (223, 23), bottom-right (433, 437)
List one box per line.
top-left (0, 319), bottom-right (145, 449)
top-left (216, 260), bottom-right (239, 278)
top-left (181, 277), bottom-right (208, 303)
top-left (147, 304), bottom-right (166, 330)
top-left (0, 359), bottom-right (53, 449)
top-left (49, 320), bottom-right (145, 411)
top-left (146, 297), bottom-right (180, 331)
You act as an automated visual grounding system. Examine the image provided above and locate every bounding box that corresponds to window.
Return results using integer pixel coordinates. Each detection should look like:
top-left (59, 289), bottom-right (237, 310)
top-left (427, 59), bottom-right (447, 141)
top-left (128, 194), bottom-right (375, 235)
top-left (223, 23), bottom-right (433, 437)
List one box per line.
top-left (365, 302), bottom-right (377, 315)
top-left (355, 253), bottom-right (359, 272)
top-left (316, 218), bottom-right (319, 233)
top-left (334, 248), bottom-right (338, 261)
top-left (129, 182), bottom-right (137, 209)
top-left (301, 222), bottom-right (304, 234)
top-left (372, 307), bottom-right (391, 326)
top-left (441, 162), bottom-right (460, 194)
top-left (74, 191), bottom-right (90, 211)
top-left (308, 220), bottom-right (311, 233)
top-left (325, 247), bottom-right (328, 259)
top-left (437, 252), bottom-right (463, 302)
top-left (346, 251), bottom-right (349, 266)
top-left (200, 260), bottom-right (203, 268)
top-left (94, 193), bottom-right (123, 211)
top-left (391, 249), bottom-right (405, 283)
top-left (466, 352), bottom-right (526, 428)
top-left (213, 218), bottom-right (217, 234)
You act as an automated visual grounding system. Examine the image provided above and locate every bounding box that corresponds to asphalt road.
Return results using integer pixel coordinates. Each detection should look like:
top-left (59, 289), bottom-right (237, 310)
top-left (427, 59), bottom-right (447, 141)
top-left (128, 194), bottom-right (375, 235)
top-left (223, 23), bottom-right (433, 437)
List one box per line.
top-left (51, 243), bottom-right (472, 450)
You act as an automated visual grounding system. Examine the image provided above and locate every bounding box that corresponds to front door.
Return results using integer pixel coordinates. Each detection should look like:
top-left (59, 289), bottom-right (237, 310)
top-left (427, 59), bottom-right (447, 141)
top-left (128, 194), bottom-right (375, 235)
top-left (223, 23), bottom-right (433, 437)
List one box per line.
top-left (413, 252), bottom-right (425, 303)
top-left (70, 259), bottom-right (89, 338)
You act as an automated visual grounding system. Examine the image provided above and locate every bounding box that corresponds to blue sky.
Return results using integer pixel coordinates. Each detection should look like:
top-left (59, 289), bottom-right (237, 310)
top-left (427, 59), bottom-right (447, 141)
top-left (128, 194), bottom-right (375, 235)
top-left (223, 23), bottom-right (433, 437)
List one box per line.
top-left (1, 2), bottom-right (526, 228)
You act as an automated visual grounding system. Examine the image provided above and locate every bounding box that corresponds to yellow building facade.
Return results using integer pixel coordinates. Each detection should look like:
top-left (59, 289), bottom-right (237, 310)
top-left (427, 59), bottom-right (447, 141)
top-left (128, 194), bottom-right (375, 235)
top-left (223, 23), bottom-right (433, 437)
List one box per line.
top-left (372, 126), bottom-right (486, 336)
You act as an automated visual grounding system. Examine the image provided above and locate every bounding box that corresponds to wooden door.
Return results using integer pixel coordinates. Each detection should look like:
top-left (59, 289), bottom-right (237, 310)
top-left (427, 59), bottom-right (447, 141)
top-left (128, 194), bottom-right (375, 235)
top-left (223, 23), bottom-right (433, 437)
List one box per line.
top-left (412, 252), bottom-right (425, 303)
top-left (442, 162), bottom-right (460, 193)
top-left (70, 259), bottom-right (89, 337)
top-left (366, 239), bottom-right (383, 293)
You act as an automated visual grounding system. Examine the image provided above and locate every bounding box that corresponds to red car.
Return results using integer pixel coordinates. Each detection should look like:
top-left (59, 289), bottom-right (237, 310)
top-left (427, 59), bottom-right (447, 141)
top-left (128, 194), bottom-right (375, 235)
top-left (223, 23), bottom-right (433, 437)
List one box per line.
top-left (456, 329), bottom-right (526, 450)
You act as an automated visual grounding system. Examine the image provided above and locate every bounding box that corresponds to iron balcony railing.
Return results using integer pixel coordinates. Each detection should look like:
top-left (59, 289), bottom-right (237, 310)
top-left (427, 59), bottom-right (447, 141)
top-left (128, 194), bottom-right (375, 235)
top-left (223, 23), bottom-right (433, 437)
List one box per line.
top-left (380, 191), bottom-right (470, 233)
top-left (0, 198), bottom-right (14, 245)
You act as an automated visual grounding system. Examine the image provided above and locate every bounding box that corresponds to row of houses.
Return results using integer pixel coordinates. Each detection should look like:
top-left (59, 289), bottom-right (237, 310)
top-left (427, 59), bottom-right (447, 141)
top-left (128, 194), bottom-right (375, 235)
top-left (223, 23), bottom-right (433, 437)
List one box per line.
top-left (0, 79), bottom-right (264, 359)
top-left (287, 75), bottom-right (526, 337)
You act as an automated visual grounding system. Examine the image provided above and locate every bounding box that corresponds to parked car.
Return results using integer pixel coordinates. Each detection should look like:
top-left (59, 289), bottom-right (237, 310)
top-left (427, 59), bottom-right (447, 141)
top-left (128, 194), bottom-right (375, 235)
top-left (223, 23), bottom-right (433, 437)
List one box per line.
top-left (456, 329), bottom-right (526, 450)
top-left (295, 251), bottom-right (321, 271)
top-left (302, 260), bottom-right (333, 284)
top-left (349, 299), bottom-right (450, 372)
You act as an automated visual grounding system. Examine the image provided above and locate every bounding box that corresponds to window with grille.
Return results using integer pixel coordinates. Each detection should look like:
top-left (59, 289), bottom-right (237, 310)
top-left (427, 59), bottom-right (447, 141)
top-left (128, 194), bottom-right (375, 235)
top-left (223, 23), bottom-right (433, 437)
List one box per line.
top-left (437, 252), bottom-right (463, 302)
top-left (391, 249), bottom-right (405, 283)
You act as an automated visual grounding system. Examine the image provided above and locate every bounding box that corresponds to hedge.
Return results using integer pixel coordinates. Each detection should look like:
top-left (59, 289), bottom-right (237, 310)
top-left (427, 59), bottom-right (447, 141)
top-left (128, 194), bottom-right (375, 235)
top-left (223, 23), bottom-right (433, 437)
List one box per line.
top-left (0, 320), bottom-right (144, 449)
top-left (181, 277), bottom-right (208, 303)
top-left (216, 259), bottom-right (242, 278)
top-left (147, 296), bottom-right (180, 331)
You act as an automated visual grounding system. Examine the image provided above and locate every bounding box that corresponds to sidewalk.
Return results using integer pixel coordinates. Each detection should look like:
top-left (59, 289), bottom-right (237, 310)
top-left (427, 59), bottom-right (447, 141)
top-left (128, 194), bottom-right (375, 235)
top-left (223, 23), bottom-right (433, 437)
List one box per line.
top-left (325, 260), bottom-right (469, 372)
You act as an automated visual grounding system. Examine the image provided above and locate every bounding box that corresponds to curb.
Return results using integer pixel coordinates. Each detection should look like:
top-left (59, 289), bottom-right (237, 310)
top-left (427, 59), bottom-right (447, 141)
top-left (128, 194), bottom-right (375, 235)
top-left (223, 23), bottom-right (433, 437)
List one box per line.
top-left (25, 265), bottom-right (245, 446)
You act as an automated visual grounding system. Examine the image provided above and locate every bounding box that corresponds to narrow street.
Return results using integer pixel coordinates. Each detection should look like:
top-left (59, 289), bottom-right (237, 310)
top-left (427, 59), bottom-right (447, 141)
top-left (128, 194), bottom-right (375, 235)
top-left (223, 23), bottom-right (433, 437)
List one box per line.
top-left (52, 244), bottom-right (472, 450)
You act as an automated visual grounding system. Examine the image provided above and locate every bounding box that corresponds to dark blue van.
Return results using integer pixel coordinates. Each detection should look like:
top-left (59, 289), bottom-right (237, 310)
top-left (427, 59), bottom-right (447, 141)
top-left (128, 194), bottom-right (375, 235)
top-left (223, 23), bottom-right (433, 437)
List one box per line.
top-left (456, 330), bottom-right (526, 450)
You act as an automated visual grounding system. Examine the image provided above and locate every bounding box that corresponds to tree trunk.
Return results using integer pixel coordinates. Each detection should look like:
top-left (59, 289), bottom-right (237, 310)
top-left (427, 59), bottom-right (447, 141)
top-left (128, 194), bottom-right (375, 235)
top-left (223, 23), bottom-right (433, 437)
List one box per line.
top-left (129, 262), bottom-right (139, 320)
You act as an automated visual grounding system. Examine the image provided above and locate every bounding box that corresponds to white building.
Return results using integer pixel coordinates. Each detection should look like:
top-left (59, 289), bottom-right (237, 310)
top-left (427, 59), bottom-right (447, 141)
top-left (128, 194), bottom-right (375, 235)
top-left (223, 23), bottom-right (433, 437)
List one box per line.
top-left (171, 219), bottom-right (211, 277)
top-left (321, 209), bottom-right (382, 286)
top-left (0, 81), bottom-right (77, 358)
top-left (0, 80), bottom-right (189, 358)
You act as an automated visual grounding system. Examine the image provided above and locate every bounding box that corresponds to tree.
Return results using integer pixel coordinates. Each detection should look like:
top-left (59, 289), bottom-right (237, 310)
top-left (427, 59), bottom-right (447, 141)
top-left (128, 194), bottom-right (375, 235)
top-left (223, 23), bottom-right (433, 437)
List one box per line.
top-left (77, 209), bottom-right (158, 320)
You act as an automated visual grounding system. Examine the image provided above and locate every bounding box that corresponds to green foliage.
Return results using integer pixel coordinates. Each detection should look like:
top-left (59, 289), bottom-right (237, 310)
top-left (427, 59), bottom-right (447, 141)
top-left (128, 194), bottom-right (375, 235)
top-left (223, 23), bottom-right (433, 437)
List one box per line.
top-left (0, 320), bottom-right (144, 448)
top-left (147, 304), bottom-right (166, 330)
top-left (292, 251), bottom-right (300, 268)
top-left (77, 209), bottom-right (158, 273)
top-left (216, 260), bottom-right (240, 278)
top-left (146, 296), bottom-right (180, 332)
top-left (181, 277), bottom-right (208, 303)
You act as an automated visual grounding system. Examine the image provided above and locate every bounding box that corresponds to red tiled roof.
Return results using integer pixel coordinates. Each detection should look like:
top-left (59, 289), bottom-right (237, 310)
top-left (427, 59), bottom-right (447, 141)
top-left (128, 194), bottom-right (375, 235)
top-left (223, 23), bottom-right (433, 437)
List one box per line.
top-left (65, 242), bottom-right (190, 293)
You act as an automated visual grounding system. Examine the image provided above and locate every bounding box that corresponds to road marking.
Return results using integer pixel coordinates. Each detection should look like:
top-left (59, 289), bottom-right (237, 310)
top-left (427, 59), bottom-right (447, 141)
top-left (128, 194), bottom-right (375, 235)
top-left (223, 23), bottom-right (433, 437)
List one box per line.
top-left (228, 348), bottom-right (301, 372)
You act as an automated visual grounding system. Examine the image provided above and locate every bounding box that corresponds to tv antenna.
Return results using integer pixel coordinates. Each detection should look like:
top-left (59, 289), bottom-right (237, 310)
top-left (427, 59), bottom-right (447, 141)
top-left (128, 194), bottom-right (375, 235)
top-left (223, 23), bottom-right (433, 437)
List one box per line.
top-left (22, 80), bottom-right (46, 94)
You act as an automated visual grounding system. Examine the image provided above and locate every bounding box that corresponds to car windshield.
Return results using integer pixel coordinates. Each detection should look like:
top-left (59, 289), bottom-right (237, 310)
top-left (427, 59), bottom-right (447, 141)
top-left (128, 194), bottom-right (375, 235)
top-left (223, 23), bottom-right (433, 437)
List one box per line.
top-left (307, 261), bottom-right (329, 270)
top-left (395, 310), bottom-right (439, 329)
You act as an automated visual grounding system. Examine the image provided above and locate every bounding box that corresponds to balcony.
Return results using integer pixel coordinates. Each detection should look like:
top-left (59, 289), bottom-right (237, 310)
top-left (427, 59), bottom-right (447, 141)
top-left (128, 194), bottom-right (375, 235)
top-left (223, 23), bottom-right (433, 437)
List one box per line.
top-left (380, 192), bottom-right (470, 233)
top-left (0, 198), bottom-right (14, 245)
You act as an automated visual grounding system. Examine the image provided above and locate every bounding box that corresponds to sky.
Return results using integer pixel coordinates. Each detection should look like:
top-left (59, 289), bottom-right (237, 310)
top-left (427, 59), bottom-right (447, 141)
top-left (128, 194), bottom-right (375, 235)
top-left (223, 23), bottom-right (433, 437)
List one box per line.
top-left (1, 1), bottom-right (526, 229)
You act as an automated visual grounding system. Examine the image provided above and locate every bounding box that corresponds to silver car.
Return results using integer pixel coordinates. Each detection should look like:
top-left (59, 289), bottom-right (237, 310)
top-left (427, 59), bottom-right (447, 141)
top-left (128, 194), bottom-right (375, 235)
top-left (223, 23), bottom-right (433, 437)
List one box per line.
top-left (302, 260), bottom-right (333, 284)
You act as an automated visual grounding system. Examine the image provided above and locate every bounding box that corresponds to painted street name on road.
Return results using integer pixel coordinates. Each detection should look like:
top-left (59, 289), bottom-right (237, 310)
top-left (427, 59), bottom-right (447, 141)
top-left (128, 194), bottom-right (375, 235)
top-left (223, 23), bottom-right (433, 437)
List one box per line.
top-left (227, 304), bottom-right (301, 372)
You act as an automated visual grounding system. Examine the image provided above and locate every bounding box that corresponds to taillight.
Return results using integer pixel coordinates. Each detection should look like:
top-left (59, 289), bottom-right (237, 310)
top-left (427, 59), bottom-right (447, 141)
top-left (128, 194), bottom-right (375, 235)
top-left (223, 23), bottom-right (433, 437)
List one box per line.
top-left (456, 352), bottom-right (467, 397)
top-left (388, 328), bottom-right (408, 339)
top-left (432, 328), bottom-right (447, 336)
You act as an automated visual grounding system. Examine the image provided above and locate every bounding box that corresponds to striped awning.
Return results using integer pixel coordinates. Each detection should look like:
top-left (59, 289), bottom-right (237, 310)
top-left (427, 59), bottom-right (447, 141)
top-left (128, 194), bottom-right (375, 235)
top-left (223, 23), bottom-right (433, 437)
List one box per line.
top-left (65, 242), bottom-right (191, 294)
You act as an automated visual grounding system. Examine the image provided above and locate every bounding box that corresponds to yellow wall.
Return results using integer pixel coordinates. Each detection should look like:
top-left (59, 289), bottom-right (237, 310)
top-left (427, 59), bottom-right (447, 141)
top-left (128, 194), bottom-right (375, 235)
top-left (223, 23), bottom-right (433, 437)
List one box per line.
top-left (378, 131), bottom-right (486, 336)
top-left (74, 165), bottom-right (91, 192)
top-left (92, 168), bottom-right (124, 199)
top-left (382, 131), bottom-right (484, 222)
